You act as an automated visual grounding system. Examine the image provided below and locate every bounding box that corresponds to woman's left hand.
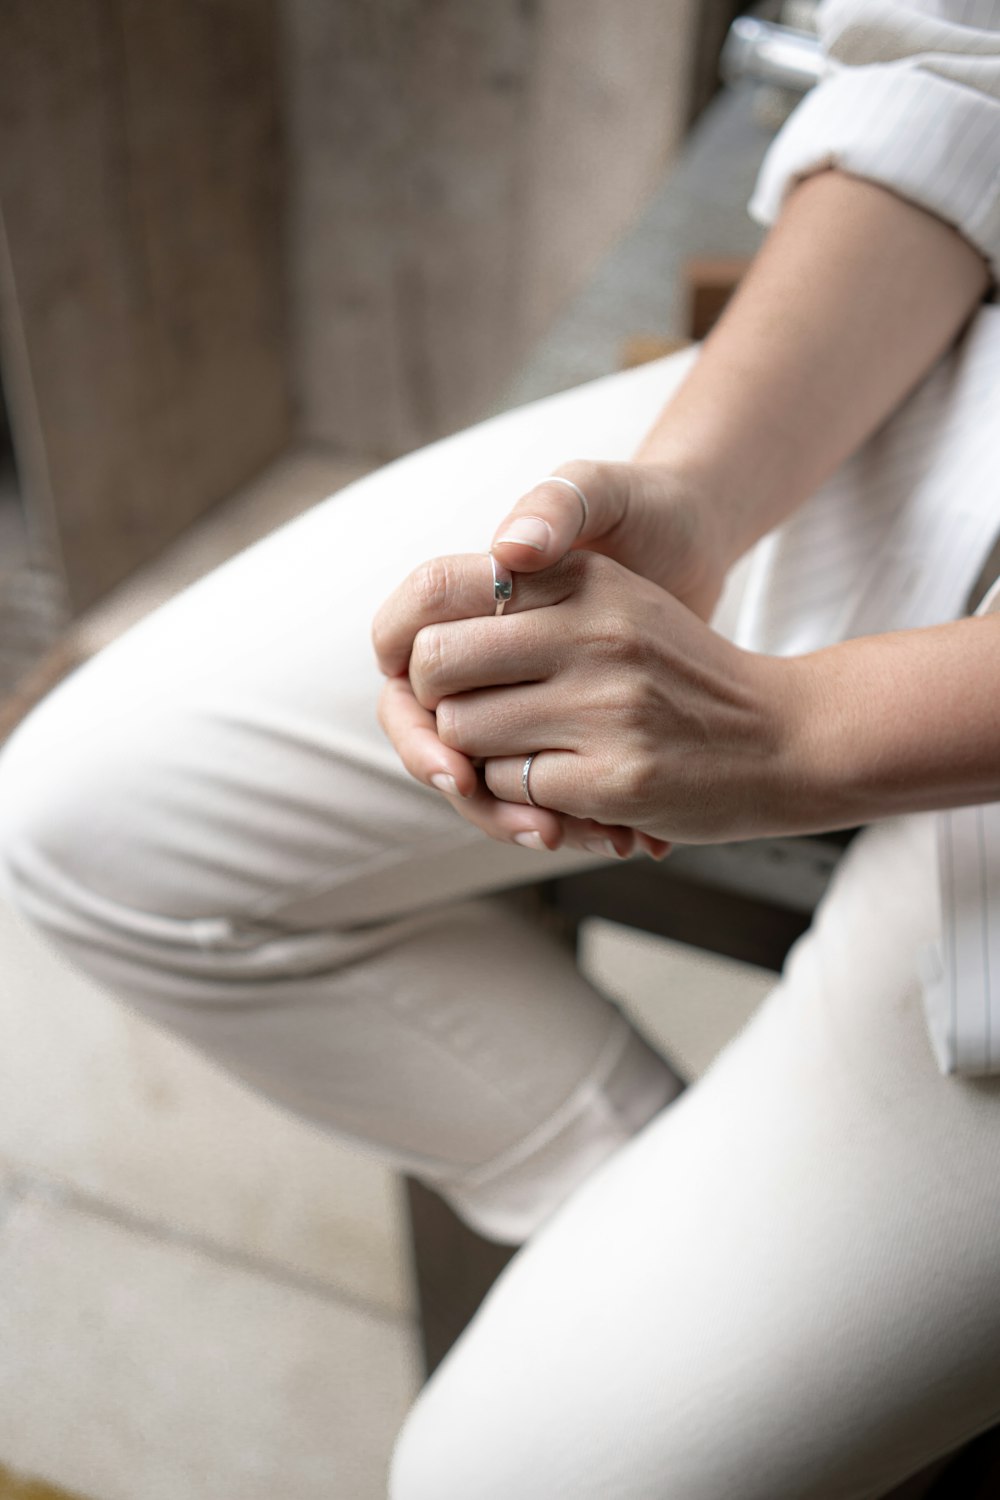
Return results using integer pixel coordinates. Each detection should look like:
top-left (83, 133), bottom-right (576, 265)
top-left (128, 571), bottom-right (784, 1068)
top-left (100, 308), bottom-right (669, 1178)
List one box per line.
top-left (373, 547), bottom-right (803, 847)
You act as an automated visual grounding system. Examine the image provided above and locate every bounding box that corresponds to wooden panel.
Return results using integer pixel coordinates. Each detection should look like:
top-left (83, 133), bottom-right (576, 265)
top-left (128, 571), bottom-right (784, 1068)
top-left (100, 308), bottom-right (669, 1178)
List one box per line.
top-left (515, 0), bottom-right (696, 363)
top-left (286, 0), bottom-right (697, 455)
top-left (0, 1461), bottom-right (93, 1499)
top-left (404, 1178), bottom-right (519, 1380)
top-left (684, 254), bottom-right (752, 339)
top-left (546, 862), bottom-right (812, 972)
top-left (285, 0), bottom-right (531, 457)
top-left (687, 0), bottom-right (748, 126)
top-left (0, 0), bottom-right (290, 612)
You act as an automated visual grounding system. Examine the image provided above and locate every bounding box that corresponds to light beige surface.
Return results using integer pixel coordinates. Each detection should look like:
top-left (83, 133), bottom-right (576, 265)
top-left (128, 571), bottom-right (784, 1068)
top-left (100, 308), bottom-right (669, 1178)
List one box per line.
top-left (0, 892), bottom-right (414, 1316)
top-left (0, 1189), bottom-right (420, 1500)
top-left (0, 878), bottom-right (769, 1497)
top-left (284, 0), bottom-right (696, 454)
top-left (582, 918), bottom-right (774, 1084)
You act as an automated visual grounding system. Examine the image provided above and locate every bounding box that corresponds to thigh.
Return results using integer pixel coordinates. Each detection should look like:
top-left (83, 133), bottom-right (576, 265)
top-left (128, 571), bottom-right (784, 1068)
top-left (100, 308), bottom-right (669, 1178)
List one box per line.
top-left (390, 812), bottom-right (1000, 1500)
top-left (0, 352), bottom-right (698, 930)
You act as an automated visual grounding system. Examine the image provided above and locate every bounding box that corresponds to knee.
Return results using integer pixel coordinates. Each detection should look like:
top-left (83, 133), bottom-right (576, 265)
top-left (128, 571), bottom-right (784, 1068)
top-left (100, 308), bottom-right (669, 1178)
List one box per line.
top-left (387, 1340), bottom-right (544, 1500)
top-left (389, 1396), bottom-right (454, 1500)
top-left (0, 688), bottom-right (168, 933)
top-left (0, 699), bottom-right (85, 915)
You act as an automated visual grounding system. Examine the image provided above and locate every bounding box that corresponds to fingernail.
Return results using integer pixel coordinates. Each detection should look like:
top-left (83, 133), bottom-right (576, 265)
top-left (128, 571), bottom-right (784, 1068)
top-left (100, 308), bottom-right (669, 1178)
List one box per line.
top-left (584, 838), bottom-right (619, 858)
top-left (431, 772), bottom-right (459, 797)
top-left (495, 517), bottom-right (551, 552)
top-left (514, 830), bottom-right (547, 851)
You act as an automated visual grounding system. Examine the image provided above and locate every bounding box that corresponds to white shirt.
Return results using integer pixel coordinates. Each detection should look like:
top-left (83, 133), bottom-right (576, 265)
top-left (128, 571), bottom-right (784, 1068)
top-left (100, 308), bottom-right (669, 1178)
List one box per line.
top-left (750, 0), bottom-right (1000, 294)
top-left (735, 0), bottom-right (1000, 1075)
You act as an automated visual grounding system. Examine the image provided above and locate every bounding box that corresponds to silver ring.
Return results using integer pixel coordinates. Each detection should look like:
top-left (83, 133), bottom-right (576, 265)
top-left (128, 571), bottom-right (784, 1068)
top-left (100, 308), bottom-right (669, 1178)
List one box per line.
top-left (522, 753), bottom-right (538, 806)
top-left (538, 476), bottom-right (589, 538)
top-left (491, 553), bottom-right (513, 616)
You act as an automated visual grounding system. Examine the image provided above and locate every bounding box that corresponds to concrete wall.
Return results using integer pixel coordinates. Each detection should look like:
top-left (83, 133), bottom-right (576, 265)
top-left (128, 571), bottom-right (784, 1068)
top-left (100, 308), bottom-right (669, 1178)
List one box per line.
top-left (0, 1), bottom-right (290, 612)
top-left (284, 0), bottom-right (697, 456)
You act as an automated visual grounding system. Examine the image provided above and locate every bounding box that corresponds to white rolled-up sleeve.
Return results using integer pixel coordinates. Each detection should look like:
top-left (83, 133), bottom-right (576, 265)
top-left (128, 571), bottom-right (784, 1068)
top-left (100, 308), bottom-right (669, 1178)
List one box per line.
top-left (747, 0), bottom-right (1000, 290)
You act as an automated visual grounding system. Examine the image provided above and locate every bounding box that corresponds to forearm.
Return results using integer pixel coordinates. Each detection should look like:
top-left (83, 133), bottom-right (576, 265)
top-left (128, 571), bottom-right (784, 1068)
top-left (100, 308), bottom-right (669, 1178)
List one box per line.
top-left (776, 613), bottom-right (1000, 835)
top-left (634, 168), bottom-right (991, 565)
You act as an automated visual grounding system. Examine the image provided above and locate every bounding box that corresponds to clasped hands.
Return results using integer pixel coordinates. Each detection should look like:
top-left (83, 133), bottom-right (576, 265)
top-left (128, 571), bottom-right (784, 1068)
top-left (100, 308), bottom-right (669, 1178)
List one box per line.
top-left (372, 461), bottom-right (802, 856)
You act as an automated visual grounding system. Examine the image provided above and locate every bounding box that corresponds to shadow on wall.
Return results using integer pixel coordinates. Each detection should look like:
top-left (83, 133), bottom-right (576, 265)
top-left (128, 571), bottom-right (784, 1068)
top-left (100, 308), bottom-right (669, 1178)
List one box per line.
top-left (0, 1462), bottom-right (93, 1500)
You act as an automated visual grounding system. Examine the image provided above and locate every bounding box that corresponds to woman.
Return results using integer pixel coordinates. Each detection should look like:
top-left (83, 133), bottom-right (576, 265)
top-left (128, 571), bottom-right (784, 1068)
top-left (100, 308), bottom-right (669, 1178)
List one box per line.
top-left (2, 2), bottom-right (999, 1494)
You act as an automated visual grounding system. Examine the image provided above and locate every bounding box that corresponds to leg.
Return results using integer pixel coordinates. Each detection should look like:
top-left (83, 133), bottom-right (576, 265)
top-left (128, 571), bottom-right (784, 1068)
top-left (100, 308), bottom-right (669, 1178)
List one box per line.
top-left (0, 354), bottom-right (695, 1245)
top-left (390, 812), bottom-right (1000, 1499)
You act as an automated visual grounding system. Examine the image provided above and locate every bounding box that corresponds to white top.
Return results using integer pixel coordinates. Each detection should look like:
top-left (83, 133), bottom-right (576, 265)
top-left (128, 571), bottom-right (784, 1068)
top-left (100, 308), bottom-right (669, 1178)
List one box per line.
top-left (734, 0), bottom-right (1000, 1075)
top-left (749, 0), bottom-right (1000, 295)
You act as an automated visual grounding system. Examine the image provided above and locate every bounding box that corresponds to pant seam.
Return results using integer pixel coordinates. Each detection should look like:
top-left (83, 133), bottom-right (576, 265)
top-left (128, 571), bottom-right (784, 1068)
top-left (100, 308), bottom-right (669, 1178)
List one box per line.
top-left (439, 1011), bottom-right (635, 1194)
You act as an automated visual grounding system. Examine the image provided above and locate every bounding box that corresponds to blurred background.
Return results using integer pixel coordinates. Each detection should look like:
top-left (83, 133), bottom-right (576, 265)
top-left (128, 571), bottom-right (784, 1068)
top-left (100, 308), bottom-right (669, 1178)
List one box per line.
top-left (0, 3), bottom-right (818, 1496)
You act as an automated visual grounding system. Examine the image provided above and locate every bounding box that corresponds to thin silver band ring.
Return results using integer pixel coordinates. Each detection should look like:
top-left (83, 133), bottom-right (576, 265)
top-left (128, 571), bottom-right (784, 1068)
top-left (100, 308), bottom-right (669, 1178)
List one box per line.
top-left (491, 553), bottom-right (513, 616)
top-left (522, 753), bottom-right (538, 806)
top-left (538, 475), bottom-right (590, 538)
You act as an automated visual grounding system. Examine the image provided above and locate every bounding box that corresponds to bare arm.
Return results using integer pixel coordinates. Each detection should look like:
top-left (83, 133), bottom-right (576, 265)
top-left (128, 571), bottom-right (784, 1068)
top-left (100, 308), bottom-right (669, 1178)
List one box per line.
top-left (774, 611), bottom-right (1000, 835)
top-left (634, 167), bottom-right (991, 566)
top-left (630, 165), bottom-right (999, 835)
top-left (378, 74), bottom-right (1000, 850)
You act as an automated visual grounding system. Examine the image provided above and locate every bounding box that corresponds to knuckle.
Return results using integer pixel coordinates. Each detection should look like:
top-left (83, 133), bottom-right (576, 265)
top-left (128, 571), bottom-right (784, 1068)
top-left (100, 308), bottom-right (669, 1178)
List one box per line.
top-left (592, 680), bottom-right (646, 748)
top-left (555, 457), bottom-right (603, 493)
top-left (611, 751), bottom-right (657, 817)
top-left (589, 608), bottom-right (640, 662)
top-left (412, 558), bottom-right (453, 616)
top-left (561, 548), bottom-right (594, 588)
top-left (370, 613), bottom-right (392, 661)
top-left (577, 549), bottom-right (619, 594)
top-left (435, 698), bottom-right (460, 748)
top-left (548, 546), bottom-right (604, 600)
top-left (411, 624), bottom-right (447, 688)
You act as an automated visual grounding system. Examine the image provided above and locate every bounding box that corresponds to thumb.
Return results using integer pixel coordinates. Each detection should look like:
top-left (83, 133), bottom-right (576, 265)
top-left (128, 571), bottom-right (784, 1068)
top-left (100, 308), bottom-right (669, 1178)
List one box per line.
top-left (490, 463), bottom-right (631, 573)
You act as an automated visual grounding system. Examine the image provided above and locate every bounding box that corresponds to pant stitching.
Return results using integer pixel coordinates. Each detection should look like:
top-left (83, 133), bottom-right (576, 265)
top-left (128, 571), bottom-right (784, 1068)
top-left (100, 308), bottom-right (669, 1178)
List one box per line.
top-left (439, 1012), bottom-right (635, 1193)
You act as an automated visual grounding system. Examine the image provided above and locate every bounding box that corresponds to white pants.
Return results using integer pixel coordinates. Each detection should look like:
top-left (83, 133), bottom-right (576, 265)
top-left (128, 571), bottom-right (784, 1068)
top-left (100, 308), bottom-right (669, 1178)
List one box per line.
top-left (1, 354), bottom-right (1000, 1499)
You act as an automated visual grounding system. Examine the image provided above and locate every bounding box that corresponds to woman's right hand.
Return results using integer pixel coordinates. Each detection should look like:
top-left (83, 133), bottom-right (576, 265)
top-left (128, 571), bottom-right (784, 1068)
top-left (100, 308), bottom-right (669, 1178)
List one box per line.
top-left (489, 458), bottom-right (732, 623)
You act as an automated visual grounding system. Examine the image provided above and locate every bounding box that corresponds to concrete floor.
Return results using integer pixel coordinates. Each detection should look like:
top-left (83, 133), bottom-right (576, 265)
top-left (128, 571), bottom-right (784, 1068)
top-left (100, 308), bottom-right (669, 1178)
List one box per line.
top-left (0, 860), bottom-right (771, 1498)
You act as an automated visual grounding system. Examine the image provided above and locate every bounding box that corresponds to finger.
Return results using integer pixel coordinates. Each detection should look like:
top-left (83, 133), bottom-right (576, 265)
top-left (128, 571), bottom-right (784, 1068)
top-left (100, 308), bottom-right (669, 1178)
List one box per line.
top-left (379, 677), bottom-right (647, 859)
top-left (637, 832), bottom-right (673, 860)
top-left (377, 676), bottom-right (479, 799)
top-left (452, 778), bottom-right (566, 852)
top-left (558, 819), bottom-right (638, 859)
top-left (372, 551), bottom-right (576, 679)
top-left (378, 677), bottom-right (566, 849)
top-left (482, 750), bottom-right (669, 860)
top-left (483, 750), bottom-right (590, 822)
top-left (409, 612), bottom-right (560, 712)
top-left (547, 821), bottom-right (670, 860)
top-left (434, 682), bottom-right (572, 758)
top-left (483, 754), bottom-right (656, 861)
top-left (490, 460), bottom-right (633, 573)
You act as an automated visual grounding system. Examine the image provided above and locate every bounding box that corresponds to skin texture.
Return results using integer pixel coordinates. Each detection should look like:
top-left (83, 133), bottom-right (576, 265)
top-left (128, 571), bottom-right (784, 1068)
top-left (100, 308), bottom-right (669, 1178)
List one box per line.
top-left (376, 550), bottom-right (791, 846)
top-left (372, 168), bottom-right (995, 854)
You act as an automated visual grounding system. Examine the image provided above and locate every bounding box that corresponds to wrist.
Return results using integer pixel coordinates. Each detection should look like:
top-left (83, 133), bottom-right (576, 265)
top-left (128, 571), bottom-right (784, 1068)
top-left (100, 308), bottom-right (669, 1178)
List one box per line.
top-left (764, 652), bottom-right (863, 837)
top-left (756, 641), bottom-right (917, 839)
top-left (630, 426), bottom-right (773, 574)
top-left (765, 624), bottom-right (1000, 837)
top-left (728, 647), bottom-right (872, 841)
top-left (736, 652), bottom-right (827, 839)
